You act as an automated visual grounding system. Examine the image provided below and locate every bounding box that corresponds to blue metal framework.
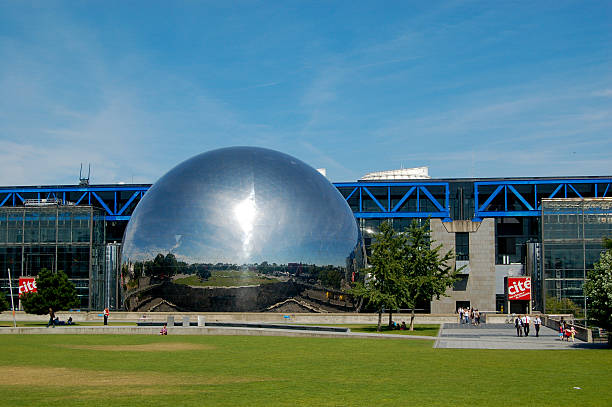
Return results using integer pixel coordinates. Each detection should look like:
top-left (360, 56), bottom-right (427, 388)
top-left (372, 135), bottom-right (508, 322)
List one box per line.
top-left (334, 182), bottom-right (451, 221)
top-left (0, 186), bottom-right (150, 221)
top-left (474, 178), bottom-right (612, 220)
top-left (0, 177), bottom-right (610, 222)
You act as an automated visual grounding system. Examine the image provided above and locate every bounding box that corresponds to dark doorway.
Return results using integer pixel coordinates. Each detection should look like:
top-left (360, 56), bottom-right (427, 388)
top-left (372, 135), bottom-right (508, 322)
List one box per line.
top-left (456, 301), bottom-right (470, 311)
top-left (510, 300), bottom-right (528, 314)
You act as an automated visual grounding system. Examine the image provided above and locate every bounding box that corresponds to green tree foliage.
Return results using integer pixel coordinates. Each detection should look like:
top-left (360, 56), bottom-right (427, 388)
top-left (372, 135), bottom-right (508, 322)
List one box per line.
top-left (21, 269), bottom-right (79, 315)
top-left (195, 265), bottom-right (212, 281)
top-left (318, 269), bottom-right (343, 289)
top-left (584, 248), bottom-right (612, 343)
top-left (603, 237), bottom-right (612, 250)
top-left (402, 219), bottom-right (458, 330)
top-left (350, 219), bottom-right (459, 331)
top-left (0, 291), bottom-right (9, 312)
top-left (148, 253), bottom-right (184, 278)
top-left (545, 297), bottom-right (584, 318)
top-left (350, 221), bottom-right (407, 331)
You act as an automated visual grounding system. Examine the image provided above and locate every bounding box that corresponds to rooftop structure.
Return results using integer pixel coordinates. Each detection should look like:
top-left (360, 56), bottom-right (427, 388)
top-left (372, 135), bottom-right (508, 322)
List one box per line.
top-left (360, 166), bottom-right (431, 181)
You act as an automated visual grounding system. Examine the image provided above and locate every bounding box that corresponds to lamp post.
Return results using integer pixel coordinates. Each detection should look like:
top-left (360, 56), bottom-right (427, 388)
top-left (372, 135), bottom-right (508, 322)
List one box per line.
top-left (7, 268), bottom-right (16, 328)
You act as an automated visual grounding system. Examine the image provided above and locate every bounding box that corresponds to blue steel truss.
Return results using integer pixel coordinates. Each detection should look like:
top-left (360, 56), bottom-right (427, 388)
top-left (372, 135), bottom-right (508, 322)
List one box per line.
top-left (0, 178), bottom-right (610, 222)
top-left (474, 178), bottom-right (612, 220)
top-left (0, 186), bottom-right (150, 221)
top-left (334, 182), bottom-right (451, 221)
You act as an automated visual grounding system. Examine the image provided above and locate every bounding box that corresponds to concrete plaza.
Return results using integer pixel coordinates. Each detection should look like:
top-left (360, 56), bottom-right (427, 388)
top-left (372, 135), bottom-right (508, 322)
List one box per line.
top-left (435, 323), bottom-right (589, 349)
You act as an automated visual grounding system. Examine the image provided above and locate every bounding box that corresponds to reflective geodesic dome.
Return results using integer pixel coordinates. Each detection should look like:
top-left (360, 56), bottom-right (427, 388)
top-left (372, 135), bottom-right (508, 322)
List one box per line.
top-left (121, 147), bottom-right (364, 312)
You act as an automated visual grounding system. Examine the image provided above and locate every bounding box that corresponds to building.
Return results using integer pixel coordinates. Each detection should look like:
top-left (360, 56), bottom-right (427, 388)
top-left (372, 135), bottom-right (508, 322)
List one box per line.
top-left (1, 172), bottom-right (611, 314)
top-left (540, 198), bottom-right (612, 318)
top-left (0, 203), bottom-right (106, 309)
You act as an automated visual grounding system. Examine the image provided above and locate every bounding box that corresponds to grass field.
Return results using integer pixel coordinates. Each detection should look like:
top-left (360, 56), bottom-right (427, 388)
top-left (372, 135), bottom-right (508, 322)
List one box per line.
top-left (174, 270), bottom-right (277, 287)
top-left (0, 334), bottom-right (610, 407)
top-left (318, 324), bottom-right (440, 336)
top-left (0, 321), bottom-right (135, 327)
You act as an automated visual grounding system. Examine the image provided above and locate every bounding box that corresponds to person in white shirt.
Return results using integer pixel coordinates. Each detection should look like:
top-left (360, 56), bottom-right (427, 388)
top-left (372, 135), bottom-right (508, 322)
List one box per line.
top-left (523, 315), bottom-right (531, 336)
top-left (534, 316), bottom-right (542, 337)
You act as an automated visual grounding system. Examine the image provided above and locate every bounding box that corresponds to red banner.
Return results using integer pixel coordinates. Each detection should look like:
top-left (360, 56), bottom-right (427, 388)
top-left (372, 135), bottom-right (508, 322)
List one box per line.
top-left (508, 277), bottom-right (531, 301)
top-left (18, 277), bottom-right (37, 298)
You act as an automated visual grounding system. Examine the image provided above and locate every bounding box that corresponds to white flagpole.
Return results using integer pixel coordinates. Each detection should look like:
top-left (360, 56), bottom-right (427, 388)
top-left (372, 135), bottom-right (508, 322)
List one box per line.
top-left (7, 268), bottom-right (16, 328)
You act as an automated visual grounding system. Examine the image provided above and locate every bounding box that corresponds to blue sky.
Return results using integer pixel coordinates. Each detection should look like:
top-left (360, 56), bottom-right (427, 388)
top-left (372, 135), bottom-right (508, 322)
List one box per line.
top-left (0, 1), bottom-right (610, 185)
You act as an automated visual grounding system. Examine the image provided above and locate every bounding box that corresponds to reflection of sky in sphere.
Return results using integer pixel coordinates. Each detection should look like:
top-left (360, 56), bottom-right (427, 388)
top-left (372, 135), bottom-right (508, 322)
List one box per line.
top-left (122, 147), bottom-right (361, 268)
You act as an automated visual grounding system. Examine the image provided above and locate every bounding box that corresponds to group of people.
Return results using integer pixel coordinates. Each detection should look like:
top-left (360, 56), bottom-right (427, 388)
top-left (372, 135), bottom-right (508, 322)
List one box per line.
top-left (457, 307), bottom-right (481, 325)
top-left (390, 321), bottom-right (407, 330)
top-left (558, 319), bottom-right (577, 342)
top-left (46, 308), bottom-right (74, 327)
top-left (47, 306), bottom-right (109, 327)
top-left (514, 314), bottom-right (542, 337)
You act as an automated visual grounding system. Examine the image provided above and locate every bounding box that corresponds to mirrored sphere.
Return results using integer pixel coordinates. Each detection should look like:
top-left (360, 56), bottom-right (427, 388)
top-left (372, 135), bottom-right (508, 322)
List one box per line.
top-left (121, 147), bottom-right (364, 312)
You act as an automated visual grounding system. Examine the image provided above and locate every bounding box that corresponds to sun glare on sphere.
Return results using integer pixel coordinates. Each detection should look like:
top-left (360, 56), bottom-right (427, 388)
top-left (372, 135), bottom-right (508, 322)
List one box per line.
top-left (234, 189), bottom-right (257, 254)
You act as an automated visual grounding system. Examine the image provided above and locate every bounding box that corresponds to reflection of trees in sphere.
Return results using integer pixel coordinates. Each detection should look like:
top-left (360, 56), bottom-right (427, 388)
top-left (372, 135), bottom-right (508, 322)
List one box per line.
top-left (121, 147), bottom-right (364, 312)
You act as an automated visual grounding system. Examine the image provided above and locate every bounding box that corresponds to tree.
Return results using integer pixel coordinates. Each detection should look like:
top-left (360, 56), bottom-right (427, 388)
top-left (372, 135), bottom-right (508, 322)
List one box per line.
top-left (21, 269), bottom-right (79, 315)
top-left (584, 248), bottom-right (612, 345)
top-left (401, 219), bottom-right (459, 331)
top-left (350, 221), bottom-right (408, 331)
top-left (194, 265), bottom-right (212, 281)
top-left (319, 268), bottom-right (343, 289)
top-left (0, 291), bottom-right (9, 313)
top-left (350, 220), bottom-right (459, 332)
top-left (545, 297), bottom-right (584, 318)
top-left (604, 237), bottom-right (612, 250)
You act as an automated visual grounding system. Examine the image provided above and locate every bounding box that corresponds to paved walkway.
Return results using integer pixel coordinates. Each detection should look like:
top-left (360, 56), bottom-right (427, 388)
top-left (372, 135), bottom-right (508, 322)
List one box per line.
top-left (435, 323), bottom-right (591, 350)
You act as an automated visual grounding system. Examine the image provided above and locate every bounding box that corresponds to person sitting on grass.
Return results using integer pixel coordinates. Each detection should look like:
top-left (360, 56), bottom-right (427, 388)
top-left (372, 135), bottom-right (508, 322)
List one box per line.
top-left (160, 324), bottom-right (168, 335)
top-left (400, 321), bottom-right (406, 330)
top-left (67, 316), bottom-right (73, 325)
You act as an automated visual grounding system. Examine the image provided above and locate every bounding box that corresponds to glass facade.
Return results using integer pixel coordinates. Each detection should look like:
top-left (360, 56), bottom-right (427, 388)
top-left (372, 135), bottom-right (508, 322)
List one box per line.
top-left (121, 147), bottom-right (364, 312)
top-left (0, 205), bottom-right (105, 309)
top-left (455, 232), bottom-right (469, 260)
top-left (449, 181), bottom-right (474, 221)
top-left (496, 217), bottom-right (539, 264)
top-left (541, 198), bottom-right (612, 318)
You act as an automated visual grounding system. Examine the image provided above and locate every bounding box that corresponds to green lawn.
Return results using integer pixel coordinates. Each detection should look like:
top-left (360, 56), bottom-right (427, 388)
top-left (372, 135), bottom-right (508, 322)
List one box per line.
top-left (0, 334), bottom-right (610, 406)
top-left (0, 321), bottom-right (135, 327)
top-left (174, 270), bottom-right (278, 287)
top-left (314, 323), bottom-right (440, 336)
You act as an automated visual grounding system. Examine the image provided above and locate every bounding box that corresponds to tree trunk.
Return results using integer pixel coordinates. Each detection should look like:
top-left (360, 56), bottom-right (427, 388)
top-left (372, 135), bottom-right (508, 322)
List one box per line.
top-left (356, 297), bottom-right (364, 313)
top-left (388, 310), bottom-right (393, 329)
top-left (377, 309), bottom-right (382, 332)
top-left (409, 308), bottom-right (416, 331)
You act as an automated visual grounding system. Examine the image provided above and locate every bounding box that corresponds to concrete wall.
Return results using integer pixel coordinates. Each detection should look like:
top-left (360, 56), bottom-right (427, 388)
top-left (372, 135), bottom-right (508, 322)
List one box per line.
top-left (495, 264), bottom-right (525, 295)
top-left (0, 310), bottom-right (458, 325)
top-left (430, 218), bottom-right (496, 313)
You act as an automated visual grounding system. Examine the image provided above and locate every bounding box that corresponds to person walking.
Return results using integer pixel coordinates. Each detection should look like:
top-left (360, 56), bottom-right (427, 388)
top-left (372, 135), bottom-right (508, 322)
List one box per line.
top-left (458, 307), bottom-right (464, 324)
top-left (523, 314), bottom-right (530, 337)
top-left (515, 315), bottom-right (523, 337)
top-left (103, 307), bottom-right (110, 326)
top-left (47, 307), bottom-right (55, 328)
top-left (534, 316), bottom-right (541, 337)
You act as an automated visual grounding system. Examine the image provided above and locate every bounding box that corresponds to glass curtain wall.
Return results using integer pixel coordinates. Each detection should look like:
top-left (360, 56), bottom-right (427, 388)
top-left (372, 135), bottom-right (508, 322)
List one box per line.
top-left (0, 206), bottom-right (105, 310)
top-left (541, 198), bottom-right (612, 318)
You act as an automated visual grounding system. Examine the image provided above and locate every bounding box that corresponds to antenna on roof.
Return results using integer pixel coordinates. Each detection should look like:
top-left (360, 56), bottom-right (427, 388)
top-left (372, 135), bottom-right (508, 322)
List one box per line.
top-left (79, 163), bottom-right (91, 186)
